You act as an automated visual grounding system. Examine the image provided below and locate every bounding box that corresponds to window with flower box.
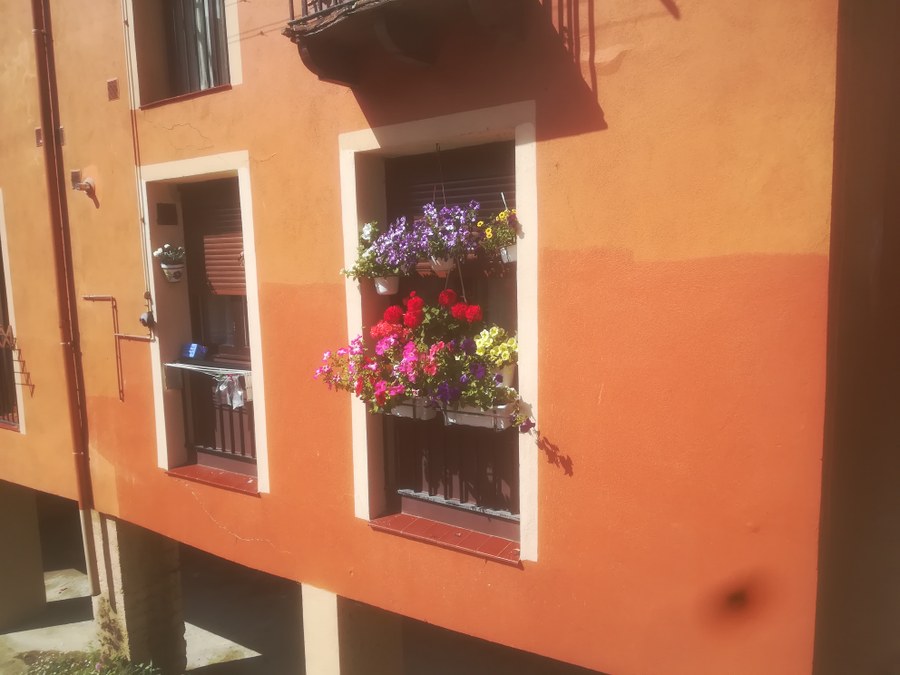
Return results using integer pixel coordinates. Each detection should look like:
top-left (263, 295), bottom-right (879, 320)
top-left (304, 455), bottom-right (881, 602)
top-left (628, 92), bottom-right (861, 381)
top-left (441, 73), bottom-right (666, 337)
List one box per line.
top-left (321, 137), bottom-right (532, 559)
top-left (382, 144), bottom-right (520, 539)
top-left (334, 103), bottom-right (538, 562)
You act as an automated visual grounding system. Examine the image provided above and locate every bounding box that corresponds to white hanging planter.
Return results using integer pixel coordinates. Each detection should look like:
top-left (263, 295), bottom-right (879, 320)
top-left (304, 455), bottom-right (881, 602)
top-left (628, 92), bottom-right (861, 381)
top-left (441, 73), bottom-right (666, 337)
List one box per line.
top-left (373, 276), bottom-right (399, 295)
top-left (500, 245), bottom-right (518, 264)
top-left (429, 256), bottom-right (456, 277)
top-left (443, 403), bottom-right (515, 430)
top-left (387, 397), bottom-right (437, 421)
top-left (160, 263), bottom-right (185, 283)
top-left (493, 364), bottom-right (516, 387)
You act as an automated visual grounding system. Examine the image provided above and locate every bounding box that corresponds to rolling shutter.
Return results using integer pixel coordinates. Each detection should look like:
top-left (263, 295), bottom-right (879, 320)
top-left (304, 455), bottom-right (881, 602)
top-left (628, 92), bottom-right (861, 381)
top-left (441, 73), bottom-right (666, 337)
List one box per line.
top-left (385, 141), bottom-right (516, 220)
top-left (181, 178), bottom-right (246, 296)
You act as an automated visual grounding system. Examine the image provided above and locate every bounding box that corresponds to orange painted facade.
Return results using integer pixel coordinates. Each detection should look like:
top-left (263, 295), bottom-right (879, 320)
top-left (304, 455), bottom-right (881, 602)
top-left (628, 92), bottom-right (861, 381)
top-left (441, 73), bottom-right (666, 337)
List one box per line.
top-left (0, 1), bottom-right (838, 673)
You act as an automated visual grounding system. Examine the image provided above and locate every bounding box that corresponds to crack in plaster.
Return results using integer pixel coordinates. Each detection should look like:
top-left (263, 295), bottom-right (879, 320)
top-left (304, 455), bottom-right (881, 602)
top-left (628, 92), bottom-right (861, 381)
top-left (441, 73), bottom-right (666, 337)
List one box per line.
top-left (185, 485), bottom-right (293, 556)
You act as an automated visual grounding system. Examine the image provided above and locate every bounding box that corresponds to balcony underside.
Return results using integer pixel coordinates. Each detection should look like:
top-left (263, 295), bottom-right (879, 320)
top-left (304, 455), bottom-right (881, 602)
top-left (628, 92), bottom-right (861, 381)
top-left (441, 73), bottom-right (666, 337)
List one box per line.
top-left (283, 0), bottom-right (528, 86)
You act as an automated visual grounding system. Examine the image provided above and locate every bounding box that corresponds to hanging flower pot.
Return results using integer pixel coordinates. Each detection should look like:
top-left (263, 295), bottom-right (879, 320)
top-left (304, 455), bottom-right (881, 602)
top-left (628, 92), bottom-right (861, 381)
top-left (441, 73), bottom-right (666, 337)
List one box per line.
top-left (429, 257), bottom-right (456, 277)
top-left (373, 276), bottom-right (400, 296)
top-left (160, 263), bottom-right (185, 283)
top-left (500, 245), bottom-right (518, 264)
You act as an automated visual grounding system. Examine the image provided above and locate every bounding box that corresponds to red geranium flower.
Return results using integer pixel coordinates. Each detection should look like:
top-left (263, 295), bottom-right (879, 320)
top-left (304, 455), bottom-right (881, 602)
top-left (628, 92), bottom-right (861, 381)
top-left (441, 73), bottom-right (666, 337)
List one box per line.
top-left (465, 305), bottom-right (483, 323)
top-left (403, 310), bottom-right (424, 328)
top-left (438, 289), bottom-right (458, 307)
top-left (407, 295), bottom-right (425, 312)
top-left (451, 302), bottom-right (468, 320)
top-left (383, 305), bottom-right (403, 324)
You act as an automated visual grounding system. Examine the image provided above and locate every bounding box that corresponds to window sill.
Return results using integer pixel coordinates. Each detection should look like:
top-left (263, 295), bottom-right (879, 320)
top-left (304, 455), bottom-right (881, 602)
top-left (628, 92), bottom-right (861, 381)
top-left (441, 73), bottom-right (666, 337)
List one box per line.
top-left (370, 513), bottom-right (521, 566)
top-left (0, 421), bottom-right (19, 432)
top-left (166, 464), bottom-right (259, 496)
top-left (140, 84), bottom-right (232, 111)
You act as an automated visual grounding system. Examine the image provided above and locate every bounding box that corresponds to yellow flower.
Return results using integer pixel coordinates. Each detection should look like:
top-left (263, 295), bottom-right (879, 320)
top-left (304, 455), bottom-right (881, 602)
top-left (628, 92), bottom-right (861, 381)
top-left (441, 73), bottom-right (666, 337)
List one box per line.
top-left (489, 326), bottom-right (499, 338)
top-left (477, 220), bottom-right (484, 228)
top-left (485, 228), bottom-right (493, 239)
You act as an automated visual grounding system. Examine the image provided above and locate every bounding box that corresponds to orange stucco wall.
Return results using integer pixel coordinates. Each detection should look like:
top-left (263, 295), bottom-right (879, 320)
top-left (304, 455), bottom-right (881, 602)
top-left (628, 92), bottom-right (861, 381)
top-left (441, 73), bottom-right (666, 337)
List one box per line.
top-left (0, 1), bottom-right (836, 673)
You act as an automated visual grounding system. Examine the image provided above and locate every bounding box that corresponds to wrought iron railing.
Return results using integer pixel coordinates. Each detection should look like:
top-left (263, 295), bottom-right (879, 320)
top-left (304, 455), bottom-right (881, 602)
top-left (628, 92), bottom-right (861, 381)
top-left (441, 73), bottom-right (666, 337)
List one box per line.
top-left (0, 325), bottom-right (19, 429)
top-left (301, 0), bottom-right (354, 19)
top-left (386, 416), bottom-right (519, 515)
top-left (180, 366), bottom-right (256, 463)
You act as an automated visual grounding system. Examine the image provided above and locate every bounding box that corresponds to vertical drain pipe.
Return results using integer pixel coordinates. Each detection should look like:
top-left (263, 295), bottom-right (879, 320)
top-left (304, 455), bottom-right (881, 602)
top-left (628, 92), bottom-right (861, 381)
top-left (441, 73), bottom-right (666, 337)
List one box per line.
top-left (31, 0), bottom-right (99, 596)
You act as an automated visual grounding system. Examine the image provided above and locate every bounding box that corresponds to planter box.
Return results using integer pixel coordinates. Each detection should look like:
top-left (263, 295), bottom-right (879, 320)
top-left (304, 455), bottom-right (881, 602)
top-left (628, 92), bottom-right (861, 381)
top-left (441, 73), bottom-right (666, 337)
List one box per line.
top-left (443, 403), bottom-right (515, 430)
top-left (387, 397), bottom-right (437, 421)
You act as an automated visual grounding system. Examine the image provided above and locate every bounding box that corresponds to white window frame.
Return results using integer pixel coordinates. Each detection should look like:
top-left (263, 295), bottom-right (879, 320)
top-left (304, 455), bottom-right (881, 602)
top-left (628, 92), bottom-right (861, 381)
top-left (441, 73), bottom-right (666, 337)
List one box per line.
top-left (140, 151), bottom-right (270, 492)
top-left (338, 102), bottom-right (540, 561)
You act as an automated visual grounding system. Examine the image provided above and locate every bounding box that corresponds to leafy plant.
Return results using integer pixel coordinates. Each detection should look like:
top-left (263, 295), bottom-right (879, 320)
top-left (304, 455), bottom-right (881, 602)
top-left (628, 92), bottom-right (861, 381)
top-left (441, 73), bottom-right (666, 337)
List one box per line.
top-left (349, 217), bottom-right (434, 280)
top-left (152, 243), bottom-right (185, 265)
top-left (315, 290), bottom-right (532, 430)
top-left (26, 651), bottom-right (161, 675)
top-left (477, 208), bottom-right (519, 257)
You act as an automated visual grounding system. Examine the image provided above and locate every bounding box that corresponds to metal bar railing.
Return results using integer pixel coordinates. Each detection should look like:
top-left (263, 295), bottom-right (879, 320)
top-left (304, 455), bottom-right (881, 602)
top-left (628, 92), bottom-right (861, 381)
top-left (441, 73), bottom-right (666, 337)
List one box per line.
top-left (0, 325), bottom-right (18, 428)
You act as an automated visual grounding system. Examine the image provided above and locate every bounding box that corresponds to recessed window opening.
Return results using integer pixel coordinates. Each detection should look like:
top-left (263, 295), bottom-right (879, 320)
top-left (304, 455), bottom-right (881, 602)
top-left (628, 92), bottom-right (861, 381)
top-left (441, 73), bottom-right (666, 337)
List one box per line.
top-left (178, 177), bottom-right (255, 474)
top-left (0, 232), bottom-right (17, 430)
top-left (133, 0), bottom-right (230, 105)
top-left (377, 141), bottom-right (520, 540)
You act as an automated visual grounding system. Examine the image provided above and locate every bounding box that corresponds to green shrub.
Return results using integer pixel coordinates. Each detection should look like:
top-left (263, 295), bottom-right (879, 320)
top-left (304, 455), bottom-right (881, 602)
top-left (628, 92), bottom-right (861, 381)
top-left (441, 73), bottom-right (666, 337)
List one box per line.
top-left (25, 651), bottom-right (161, 675)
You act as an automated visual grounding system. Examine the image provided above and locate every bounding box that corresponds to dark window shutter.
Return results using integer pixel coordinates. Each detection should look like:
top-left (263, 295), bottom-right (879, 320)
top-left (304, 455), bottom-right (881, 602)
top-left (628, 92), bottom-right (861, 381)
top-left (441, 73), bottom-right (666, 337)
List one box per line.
top-left (181, 178), bottom-right (246, 296)
top-left (203, 228), bottom-right (245, 295)
top-left (385, 141), bottom-right (516, 221)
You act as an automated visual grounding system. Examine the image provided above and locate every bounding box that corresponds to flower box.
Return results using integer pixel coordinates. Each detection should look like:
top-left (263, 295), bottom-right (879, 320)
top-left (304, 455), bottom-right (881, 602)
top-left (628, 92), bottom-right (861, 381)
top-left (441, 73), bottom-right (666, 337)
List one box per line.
top-left (443, 403), bottom-right (515, 431)
top-left (387, 397), bottom-right (437, 421)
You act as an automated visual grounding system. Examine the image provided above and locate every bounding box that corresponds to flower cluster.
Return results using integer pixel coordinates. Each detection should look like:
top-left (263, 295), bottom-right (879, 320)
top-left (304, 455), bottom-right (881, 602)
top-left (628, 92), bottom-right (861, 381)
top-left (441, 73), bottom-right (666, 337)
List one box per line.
top-left (477, 208), bottom-right (520, 256)
top-left (342, 220), bottom-right (419, 281)
top-left (475, 326), bottom-right (518, 368)
top-left (418, 201), bottom-right (482, 260)
top-left (343, 201), bottom-right (521, 279)
top-left (315, 292), bottom-right (530, 428)
top-left (152, 243), bottom-right (185, 264)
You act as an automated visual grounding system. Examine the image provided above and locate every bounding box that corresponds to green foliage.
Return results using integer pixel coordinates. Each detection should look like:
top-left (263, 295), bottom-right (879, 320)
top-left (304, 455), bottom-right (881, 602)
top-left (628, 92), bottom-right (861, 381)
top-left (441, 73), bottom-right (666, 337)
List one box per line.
top-left (26, 651), bottom-right (161, 675)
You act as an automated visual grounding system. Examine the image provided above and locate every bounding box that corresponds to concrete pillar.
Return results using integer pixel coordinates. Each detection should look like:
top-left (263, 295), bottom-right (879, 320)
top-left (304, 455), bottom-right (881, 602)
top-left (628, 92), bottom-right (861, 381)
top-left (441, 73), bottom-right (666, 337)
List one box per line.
top-left (91, 513), bottom-right (186, 675)
top-left (301, 583), bottom-right (404, 675)
top-left (0, 482), bottom-right (46, 630)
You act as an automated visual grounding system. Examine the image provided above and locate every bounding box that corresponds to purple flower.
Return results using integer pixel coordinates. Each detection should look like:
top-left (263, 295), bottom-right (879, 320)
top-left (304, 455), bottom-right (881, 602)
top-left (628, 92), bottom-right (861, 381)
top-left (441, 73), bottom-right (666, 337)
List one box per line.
top-left (469, 362), bottom-right (486, 380)
top-left (519, 418), bottom-right (536, 433)
top-left (436, 382), bottom-right (460, 404)
top-left (460, 338), bottom-right (476, 355)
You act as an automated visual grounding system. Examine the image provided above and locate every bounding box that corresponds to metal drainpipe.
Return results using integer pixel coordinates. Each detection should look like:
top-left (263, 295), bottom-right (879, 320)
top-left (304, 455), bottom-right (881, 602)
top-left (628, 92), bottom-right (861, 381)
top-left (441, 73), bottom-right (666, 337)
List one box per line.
top-left (31, 0), bottom-right (100, 596)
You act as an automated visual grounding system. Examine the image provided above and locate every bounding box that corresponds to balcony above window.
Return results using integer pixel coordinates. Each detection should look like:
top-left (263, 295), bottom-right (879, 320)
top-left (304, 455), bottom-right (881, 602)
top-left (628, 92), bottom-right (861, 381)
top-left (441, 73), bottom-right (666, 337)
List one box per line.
top-left (282, 0), bottom-right (528, 86)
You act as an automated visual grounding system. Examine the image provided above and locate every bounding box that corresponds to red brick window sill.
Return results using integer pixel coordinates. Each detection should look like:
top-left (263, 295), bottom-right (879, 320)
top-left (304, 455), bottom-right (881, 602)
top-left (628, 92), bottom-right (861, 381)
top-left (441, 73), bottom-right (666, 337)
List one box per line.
top-left (166, 464), bottom-right (259, 496)
top-left (370, 513), bottom-right (521, 566)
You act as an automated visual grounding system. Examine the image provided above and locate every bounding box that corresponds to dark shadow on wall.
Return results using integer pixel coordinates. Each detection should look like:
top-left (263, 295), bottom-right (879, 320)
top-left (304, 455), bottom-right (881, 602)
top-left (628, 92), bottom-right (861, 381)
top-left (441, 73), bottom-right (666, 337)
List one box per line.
top-left (403, 614), bottom-right (610, 675)
top-left (813, 1), bottom-right (900, 674)
top-left (349, 0), bottom-right (607, 143)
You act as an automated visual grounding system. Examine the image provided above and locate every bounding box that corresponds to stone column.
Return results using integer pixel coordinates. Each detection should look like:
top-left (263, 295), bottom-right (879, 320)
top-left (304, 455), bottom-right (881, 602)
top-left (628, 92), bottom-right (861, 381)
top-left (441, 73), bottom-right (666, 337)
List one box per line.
top-left (301, 583), bottom-right (404, 675)
top-left (0, 481), bottom-right (46, 630)
top-left (91, 513), bottom-right (186, 674)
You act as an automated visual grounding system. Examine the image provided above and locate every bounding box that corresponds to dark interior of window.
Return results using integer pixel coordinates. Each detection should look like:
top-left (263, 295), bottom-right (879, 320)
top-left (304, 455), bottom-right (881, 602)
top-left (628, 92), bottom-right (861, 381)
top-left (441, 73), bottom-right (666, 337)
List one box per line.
top-left (380, 142), bottom-right (519, 537)
top-left (179, 178), bottom-right (255, 469)
top-left (0, 245), bottom-right (17, 430)
top-left (134, 0), bottom-right (230, 105)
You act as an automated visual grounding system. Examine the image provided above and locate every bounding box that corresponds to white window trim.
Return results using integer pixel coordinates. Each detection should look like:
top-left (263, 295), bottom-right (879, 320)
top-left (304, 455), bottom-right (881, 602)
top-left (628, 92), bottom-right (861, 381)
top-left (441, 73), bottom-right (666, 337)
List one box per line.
top-left (122, 0), bottom-right (243, 111)
top-left (140, 150), bottom-right (270, 492)
top-left (0, 190), bottom-right (26, 434)
top-left (338, 101), bottom-right (539, 561)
